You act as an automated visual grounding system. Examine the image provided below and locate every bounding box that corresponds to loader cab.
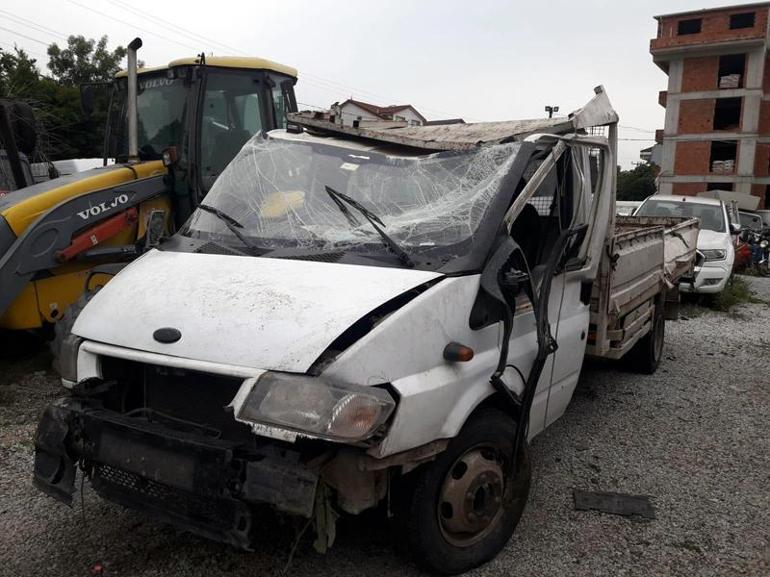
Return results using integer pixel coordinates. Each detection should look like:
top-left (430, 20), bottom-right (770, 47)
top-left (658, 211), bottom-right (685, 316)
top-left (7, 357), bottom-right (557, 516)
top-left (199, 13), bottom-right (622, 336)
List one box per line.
top-left (106, 57), bottom-right (298, 228)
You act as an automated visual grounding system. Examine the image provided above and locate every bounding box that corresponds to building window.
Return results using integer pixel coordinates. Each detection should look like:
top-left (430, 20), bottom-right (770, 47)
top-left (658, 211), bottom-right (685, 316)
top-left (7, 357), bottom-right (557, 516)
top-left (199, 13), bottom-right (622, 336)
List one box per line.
top-left (677, 19), bottom-right (702, 35)
top-left (713, 97), bottom-right (742, 130)
top-left (707, 182), bottom-right (733, 191)
top-left (718, 54), bottom-right (745, 88)
top-left (765, 185), bottom-right (770, 208)
top-left (730, 12), bottom-right (755, 29)
top-left (710, 141), bottom-right (738, 173)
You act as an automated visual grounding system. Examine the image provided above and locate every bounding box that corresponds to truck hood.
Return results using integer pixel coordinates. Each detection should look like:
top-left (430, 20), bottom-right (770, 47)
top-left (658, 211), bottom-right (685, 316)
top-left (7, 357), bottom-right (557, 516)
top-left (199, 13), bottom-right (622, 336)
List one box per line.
top-left (697, 228), bottom-right (732, 251)
top-left (73, 250), bottom-right (442, 373)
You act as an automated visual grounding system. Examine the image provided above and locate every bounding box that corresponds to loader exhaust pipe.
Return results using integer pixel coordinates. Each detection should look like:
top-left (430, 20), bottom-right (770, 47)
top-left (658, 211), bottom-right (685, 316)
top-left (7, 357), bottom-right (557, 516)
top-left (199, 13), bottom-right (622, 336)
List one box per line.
top-left (126, 37), bottom-right (142, 163)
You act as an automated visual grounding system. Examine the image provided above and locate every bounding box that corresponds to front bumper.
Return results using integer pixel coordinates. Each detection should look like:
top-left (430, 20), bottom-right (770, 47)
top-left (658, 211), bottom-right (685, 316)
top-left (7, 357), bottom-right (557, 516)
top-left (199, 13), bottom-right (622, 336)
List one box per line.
top-left (680, 261), bottom-right (731, 294)
top-left (33, 397), bottom-right (321, 549)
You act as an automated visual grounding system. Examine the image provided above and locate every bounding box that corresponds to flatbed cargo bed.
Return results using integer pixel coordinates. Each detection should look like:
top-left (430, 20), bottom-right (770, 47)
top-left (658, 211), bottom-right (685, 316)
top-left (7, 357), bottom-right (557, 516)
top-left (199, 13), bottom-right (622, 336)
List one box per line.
top-left (587, 215), bottom-right (699, 359)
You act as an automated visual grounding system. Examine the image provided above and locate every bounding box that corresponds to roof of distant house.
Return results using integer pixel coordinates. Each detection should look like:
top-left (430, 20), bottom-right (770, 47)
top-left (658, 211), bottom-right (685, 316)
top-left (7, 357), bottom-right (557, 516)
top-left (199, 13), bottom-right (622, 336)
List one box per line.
top-left (339, 99), bottom-right (427, 123)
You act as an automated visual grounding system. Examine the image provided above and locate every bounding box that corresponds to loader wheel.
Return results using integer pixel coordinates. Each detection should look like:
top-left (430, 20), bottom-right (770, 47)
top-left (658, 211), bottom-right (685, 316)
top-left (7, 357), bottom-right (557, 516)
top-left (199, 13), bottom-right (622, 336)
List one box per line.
top-left (50, 289), bottom-right (97, 376)
top-left (394, 408), bottom-right (530, 575)
top-left (626, 295), bottom-right (665, 375)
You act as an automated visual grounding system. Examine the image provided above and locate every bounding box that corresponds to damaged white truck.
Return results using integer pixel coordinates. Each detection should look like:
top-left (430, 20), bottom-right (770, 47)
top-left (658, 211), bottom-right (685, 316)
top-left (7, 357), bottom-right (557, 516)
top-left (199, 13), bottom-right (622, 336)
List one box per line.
top-left (33, 87), bottom-right (698, 574)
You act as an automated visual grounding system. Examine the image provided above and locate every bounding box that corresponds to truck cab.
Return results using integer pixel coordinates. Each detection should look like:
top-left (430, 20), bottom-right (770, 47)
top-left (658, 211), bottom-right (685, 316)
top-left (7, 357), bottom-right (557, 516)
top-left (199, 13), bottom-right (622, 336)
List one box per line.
top-left (33, 88), bottom-right (697, 574)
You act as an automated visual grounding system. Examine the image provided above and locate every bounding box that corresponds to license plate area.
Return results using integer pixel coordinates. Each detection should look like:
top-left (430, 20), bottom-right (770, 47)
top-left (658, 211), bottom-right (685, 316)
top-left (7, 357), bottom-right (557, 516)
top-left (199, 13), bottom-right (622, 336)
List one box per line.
top-left (96, 429), bottom-right (197, 492)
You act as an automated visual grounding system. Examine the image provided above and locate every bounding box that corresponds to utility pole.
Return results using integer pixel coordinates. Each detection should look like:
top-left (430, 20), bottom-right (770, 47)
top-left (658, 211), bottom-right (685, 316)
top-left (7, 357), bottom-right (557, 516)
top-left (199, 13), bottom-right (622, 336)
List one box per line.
top-left (545, 105), bottom-right (559, 119)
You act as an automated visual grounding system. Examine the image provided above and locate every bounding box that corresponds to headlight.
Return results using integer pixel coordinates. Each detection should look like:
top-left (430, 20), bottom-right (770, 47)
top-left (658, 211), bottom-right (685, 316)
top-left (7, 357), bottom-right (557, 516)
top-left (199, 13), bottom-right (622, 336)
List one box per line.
top-left (237, 372), bottom-right (396, 442)
top-left (761, 239), bottom-right (769, 249)
top-left (701, 249), bottom-right (727, 261)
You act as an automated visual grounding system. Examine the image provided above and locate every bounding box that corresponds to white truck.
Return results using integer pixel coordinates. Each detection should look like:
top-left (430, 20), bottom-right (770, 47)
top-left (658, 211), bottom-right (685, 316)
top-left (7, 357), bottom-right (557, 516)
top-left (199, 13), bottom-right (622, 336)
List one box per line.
top-left (33, 87), bottom-right (698, 574)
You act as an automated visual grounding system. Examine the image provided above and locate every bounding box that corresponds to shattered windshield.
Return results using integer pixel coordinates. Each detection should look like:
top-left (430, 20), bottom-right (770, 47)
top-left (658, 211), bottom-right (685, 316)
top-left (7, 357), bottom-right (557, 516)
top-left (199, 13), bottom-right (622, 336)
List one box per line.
top-left (183, 132), bottom-right (521, 267)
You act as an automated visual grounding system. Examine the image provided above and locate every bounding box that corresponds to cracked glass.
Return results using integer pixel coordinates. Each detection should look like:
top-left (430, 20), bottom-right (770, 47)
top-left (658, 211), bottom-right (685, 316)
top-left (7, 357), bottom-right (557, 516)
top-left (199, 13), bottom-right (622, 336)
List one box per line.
top-left (184, 131), bottom-right (521, 266)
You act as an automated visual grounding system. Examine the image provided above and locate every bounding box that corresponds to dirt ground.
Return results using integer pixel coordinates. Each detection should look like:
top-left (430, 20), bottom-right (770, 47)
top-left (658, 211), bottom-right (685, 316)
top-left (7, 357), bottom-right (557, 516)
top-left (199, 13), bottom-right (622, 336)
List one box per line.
top-left (0, 277), bottom-right (768, 577)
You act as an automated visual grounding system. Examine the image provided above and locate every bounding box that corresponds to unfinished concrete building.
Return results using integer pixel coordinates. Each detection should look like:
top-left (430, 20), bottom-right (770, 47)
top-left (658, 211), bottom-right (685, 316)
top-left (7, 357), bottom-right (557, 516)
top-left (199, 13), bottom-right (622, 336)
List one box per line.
top-left (651, 2), bottom-right (770, 207)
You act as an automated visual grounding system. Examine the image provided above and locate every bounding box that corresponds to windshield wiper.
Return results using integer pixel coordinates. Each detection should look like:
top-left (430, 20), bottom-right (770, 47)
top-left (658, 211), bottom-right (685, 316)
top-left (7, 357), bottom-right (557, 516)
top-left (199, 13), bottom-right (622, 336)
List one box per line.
top-left (325, 186), bottom-right (414, 268)
top-left (196, 204), bottom-right (262, 254)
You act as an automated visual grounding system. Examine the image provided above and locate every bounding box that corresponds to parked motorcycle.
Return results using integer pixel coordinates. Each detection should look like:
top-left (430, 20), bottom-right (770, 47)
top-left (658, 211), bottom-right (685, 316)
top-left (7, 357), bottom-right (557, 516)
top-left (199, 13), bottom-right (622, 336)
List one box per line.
top-left (741, 227), bottom-right (770, 276)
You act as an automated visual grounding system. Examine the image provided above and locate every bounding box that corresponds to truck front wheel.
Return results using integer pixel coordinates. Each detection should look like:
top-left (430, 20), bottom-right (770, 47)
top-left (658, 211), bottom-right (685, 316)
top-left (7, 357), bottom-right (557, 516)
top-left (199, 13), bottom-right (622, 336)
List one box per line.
top-left (396, 408), bottom-right (530, 575)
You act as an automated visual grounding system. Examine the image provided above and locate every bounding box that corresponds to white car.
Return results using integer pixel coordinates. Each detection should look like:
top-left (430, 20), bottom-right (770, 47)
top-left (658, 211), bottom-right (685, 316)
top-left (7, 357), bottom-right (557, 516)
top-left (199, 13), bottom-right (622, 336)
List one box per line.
top-left (616, 200), bottom-right (642, 216)
top-left (636, 195), bottom-right (737, 293)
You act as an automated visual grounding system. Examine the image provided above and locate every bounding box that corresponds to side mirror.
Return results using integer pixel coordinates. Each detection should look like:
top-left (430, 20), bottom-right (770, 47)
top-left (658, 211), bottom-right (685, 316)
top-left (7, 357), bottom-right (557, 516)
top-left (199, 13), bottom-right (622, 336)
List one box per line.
top-left (162, 146), bottom-right (178, 168)
top-left (730, 222), bottom-right (742, 235)
top-left (144, 210), bottom-right (166, 248)
top-left (80, 84), bottom-right (95, 117)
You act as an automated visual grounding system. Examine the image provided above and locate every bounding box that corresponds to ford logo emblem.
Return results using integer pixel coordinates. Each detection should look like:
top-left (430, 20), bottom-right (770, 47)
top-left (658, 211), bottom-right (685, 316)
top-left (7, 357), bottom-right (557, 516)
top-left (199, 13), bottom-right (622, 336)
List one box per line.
top-left (153, 327), bottom-right (181, 343)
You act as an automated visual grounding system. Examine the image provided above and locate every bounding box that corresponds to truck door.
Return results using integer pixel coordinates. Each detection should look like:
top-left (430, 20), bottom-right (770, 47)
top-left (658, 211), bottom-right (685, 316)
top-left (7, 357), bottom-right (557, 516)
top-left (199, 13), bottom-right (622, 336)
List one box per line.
top-left (505, 152), bottom-right (571, 438)
top-left (543, 142), bottom-right (613, 428)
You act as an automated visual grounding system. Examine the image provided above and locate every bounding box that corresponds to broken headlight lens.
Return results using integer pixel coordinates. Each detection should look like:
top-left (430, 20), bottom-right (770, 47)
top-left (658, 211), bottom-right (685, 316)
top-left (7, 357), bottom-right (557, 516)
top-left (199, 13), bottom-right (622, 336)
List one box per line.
top-left (238, 372), bottom-right (396, 442)
top-left (701, 249), bottom-right (727, 261)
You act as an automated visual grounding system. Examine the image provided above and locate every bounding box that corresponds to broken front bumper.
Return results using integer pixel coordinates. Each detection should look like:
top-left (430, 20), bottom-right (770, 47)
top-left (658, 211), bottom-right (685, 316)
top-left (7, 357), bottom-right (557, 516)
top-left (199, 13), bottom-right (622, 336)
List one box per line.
top-left (33, 397), bottom-right (320, 549)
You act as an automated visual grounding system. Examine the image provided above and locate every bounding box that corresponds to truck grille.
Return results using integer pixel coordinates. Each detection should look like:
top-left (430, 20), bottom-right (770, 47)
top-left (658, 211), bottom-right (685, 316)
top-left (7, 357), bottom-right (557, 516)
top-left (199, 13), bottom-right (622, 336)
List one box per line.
top-left (93, 463), bottom-right (237, 531)
top-left (99, 357), bottom-right (252, 442)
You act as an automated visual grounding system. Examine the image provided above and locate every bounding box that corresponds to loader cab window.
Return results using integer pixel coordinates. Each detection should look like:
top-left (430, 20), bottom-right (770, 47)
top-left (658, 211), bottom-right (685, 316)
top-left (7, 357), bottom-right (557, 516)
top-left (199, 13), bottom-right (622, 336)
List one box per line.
top-left (107, 73), bottom-right (188, 162)
top-left (200, 70), bottom-right (266, 192)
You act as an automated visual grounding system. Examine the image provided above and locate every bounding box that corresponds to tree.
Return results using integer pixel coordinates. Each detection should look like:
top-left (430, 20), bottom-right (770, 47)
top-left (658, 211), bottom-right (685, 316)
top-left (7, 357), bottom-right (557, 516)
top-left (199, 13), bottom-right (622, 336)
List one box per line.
top-left (46, 35), bottom-right (126, 86)
top-left (617, 163), bottom-right (657, 201)
top-left (0, 47), bottom-right (40, 99)
top-left (0, 36), bottom-right (126, 161)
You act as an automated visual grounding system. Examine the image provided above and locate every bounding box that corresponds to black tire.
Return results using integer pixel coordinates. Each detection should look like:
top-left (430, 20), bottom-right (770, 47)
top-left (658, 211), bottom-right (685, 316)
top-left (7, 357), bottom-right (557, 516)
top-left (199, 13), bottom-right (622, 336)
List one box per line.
top-left (395, 408), bottom-right (531, 575)
top-left (10, 102), bottom-right (37, 155)
top-left (50, 289), bottom-right (97, 376)
top-left (626, 295), bottom-right (665, 375)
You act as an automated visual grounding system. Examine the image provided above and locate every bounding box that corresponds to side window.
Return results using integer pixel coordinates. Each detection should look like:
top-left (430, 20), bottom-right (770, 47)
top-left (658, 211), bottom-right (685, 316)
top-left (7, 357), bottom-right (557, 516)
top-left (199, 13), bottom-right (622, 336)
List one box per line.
top-left (511, 157), bottom-right (563, 268)
top-left (200, 71), bottom-right (265, 192)
top-left (510, 146), bottom-right (596, 270)
top-left (271, 85), bottom-right (287, 129)
top-left (236, 94), bottom-right (263, 134)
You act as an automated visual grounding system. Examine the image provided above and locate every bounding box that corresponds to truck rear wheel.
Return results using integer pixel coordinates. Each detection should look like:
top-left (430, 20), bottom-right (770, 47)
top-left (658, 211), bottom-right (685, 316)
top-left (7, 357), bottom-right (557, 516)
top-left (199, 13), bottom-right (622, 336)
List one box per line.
top-left (395, 408), bottom-right (530, 575)
top-left (626, 296), bottom-right (665, 375)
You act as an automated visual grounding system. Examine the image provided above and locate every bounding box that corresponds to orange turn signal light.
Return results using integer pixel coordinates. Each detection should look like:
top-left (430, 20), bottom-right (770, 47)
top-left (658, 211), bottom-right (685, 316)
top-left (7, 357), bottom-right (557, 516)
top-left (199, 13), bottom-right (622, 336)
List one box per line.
top-left (443, 342), bottom-right (474, 362)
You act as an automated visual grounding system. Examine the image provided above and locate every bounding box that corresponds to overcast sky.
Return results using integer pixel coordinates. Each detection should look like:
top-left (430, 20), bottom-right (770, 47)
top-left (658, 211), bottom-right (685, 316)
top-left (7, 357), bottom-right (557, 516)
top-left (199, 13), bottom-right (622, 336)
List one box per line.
top-left (0, 0), bottom-right (740, 167)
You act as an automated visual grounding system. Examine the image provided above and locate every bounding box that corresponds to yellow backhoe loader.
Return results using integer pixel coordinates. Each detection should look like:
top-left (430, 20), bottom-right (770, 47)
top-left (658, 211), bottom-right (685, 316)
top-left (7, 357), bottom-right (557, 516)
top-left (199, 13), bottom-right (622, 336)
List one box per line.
top-left (0, 39), bottom-right (297, 340)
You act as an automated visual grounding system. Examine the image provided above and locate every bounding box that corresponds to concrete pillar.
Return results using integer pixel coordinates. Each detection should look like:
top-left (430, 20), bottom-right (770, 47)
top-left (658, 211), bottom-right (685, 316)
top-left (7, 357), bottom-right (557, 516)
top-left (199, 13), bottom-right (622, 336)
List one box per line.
top-left (658, 180), bottom-right (673, 195)
top-left (738, 139), bottom-right (757, 175)
top-left (668, 59), bottom-right (684, 93)
top-left (661, 140), bottom-right (676, 175)
top-left (742, 94), bottom-right (762, 132)
top-left (745, 48), bottom-right (765, 90)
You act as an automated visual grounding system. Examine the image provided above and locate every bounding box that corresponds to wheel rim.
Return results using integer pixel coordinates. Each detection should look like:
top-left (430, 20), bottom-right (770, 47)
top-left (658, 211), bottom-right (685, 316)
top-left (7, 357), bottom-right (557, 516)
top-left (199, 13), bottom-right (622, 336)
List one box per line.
top-left (437, 445), bottom-right (506, 547)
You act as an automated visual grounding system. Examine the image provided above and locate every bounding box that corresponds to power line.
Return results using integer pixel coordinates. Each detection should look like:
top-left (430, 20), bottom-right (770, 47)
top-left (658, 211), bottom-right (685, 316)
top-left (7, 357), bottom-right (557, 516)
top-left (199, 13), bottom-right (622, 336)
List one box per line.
top-left (0, 9), bottom-right (67, 41)
top-left (6, 5), bottom-right (467, 121)
top-left (106, 0), bottom-right (246, 56)
top-left (0, 25), bottom-right (50, 46)
top-left (63, 0), bottom-right (202, 52)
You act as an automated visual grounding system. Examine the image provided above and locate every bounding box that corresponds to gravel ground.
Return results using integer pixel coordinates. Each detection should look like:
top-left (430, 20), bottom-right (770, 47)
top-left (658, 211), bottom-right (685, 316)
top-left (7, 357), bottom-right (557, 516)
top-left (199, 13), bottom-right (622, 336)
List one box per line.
top-left (0, 276), bottom-right (768, 577)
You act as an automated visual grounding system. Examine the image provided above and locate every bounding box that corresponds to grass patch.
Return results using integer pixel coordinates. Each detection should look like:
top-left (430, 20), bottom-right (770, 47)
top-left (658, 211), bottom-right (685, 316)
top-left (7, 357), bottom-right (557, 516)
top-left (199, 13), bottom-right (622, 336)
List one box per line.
top-left (708, 277), bottom-right (768, 312)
